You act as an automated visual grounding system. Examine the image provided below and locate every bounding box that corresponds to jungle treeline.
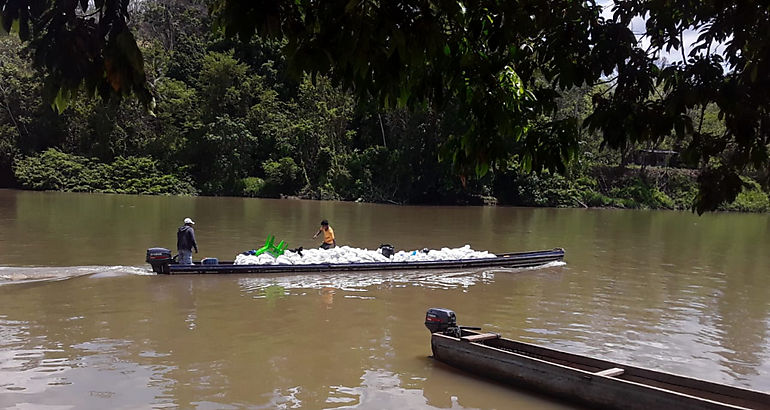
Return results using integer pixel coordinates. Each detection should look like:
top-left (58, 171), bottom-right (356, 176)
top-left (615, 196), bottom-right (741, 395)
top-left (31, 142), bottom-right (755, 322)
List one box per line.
top-left (1, 0), bottom-right (768, 212)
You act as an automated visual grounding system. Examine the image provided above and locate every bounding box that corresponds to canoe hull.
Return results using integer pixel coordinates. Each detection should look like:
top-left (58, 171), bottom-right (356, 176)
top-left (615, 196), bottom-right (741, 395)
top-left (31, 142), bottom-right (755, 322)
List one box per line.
top-left (431, 331), bottom-right (770, 410)
top-left (159, 248), bottom-right (565, 275)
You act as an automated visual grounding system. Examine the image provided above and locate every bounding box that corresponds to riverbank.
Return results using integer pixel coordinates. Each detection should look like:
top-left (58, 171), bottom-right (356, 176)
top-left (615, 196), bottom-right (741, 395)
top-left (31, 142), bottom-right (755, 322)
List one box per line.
top-left (7, 148), bottom-right (770, 212)
top-left (583, 166), bottom-right (768, 213)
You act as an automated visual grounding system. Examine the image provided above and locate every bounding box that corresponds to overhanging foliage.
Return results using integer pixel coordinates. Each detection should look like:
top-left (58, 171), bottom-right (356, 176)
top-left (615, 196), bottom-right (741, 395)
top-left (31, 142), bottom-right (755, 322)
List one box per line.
top-left (1, 0), bottom-right (769, 212)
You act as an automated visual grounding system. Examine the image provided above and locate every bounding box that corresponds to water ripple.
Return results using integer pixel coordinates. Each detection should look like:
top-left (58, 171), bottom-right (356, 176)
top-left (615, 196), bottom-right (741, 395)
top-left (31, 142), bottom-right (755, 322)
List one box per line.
top-left (237, 262), bottom-right (564, 295)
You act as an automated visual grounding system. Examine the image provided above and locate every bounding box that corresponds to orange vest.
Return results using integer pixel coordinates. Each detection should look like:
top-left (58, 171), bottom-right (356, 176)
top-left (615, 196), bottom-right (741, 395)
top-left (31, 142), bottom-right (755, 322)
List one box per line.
top-left (322, 226), bottom-right (335, 244)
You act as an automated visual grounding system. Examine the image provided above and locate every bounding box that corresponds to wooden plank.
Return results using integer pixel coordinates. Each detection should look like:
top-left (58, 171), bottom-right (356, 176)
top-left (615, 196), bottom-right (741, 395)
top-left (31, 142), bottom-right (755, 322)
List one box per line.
top-left (461, 333), bottom-right (500, 342)
top-left (596, 368), bottom-right (625, 377)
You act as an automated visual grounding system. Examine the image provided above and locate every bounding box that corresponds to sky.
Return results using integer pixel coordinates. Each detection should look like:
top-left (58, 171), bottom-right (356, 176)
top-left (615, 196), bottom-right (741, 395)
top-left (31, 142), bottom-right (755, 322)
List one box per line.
top-left (599, 0), bottom-right (727, 65)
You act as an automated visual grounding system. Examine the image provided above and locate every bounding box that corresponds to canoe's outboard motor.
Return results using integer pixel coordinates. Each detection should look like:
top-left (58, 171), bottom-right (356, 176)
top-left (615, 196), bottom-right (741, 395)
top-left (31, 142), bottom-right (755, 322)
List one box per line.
top-left (425, 308), bottom-right (481, 338)
top-left (146, 247), bottom-right (172, 274)
top-left (425, 308), bottom-right (459, 336)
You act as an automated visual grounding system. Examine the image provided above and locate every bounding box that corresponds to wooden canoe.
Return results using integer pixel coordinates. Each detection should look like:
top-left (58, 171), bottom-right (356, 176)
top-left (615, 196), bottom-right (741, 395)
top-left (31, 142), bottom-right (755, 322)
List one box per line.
top-left (430, 329), bottom-right (770, 409)
top-left (149, 248), bottom-right (565, 275)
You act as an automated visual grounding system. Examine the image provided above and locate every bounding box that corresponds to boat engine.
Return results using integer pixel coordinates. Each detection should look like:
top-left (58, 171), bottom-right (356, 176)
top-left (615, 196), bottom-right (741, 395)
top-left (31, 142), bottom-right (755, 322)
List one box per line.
top-left (425, 308), bottom-right (458, 335)
top-left (146, 247), bottom-right (172, 274)
top-left (425, 308), bottom-right (482, 338)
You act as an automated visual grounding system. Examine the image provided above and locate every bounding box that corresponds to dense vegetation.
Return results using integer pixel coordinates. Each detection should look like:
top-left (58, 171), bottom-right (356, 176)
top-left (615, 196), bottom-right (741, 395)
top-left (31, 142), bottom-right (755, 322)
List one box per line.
top-left (1, 0), bottom-right (769, 212)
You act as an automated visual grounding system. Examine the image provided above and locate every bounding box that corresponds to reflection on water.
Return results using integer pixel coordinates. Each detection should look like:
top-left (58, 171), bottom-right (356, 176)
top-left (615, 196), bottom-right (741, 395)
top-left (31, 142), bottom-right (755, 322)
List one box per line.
top-left (0, 330), bottom-right (176, 408)
top-left (238, 262), bottom-right (567, 295)
top-left (0, 190), bottom-right (769, 408)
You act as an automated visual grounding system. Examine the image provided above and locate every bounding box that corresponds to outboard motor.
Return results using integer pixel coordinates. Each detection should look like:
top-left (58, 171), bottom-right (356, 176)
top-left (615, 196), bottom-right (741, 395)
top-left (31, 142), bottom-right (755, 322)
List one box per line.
top-left (146, 247), bottom-right (172, 274)
top-left (425, 308), bottom-right (457, 334)
top-left (425, 308), bottom-right (481, 338)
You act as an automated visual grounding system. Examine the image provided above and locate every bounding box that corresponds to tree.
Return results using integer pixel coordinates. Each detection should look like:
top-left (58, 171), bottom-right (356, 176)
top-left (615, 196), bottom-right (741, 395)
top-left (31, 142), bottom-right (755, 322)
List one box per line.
top-left (0, 0), bottom-right (153, 112)
top-left (196, 50), bottom-right (251, 121)
top-left (0, 35), bottom-right (68, 185)
top-left (188, 114), bottom-right (257, 194)
top-left (2, 0), bottom-right (769, 211)
top-left (585, 1), bottom-right (770, 213)
top-left (0, 35), bottom-right (36, 184)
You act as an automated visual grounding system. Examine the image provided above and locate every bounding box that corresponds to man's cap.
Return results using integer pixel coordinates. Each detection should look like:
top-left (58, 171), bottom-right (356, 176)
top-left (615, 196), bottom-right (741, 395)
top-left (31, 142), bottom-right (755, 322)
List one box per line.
top-left (184, 217), bottom-right (195, 225)
top-left (321, 219), bottom-right (329, 226)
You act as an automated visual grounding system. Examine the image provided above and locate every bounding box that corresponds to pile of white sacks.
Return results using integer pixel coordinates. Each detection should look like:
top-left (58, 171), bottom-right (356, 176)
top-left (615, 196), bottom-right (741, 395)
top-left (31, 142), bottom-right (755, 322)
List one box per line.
top-left (233, 245), bottom-right (495, 265)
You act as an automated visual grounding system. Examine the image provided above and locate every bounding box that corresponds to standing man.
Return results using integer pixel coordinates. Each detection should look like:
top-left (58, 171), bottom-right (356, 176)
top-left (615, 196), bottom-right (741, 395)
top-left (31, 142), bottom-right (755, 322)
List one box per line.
top-left (177, 217), bottom-right (198, 264)
top-left (313, 219), bottom-right (336, 249)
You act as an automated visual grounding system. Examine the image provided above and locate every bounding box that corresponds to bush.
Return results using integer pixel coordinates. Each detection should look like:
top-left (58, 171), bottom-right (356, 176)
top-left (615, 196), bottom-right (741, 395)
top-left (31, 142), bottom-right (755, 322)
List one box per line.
top-left (106, 156), bottom-right (197, 195)
top-left (13, 149), bottom-right (103, 191)
top-left (582, 191), bottom-right (613, 207)
top-left (345, 146), bottom-right (402, 202)
top-left (721, 178), bottom-right (770, 212)
top-left (13, 148), bottom-right (197, 195)
top-left (494, 168), bottom-right (588, 207)
top-left (241, 177), bottom-right (266, 197)
top-left (574, 176), bottom-right (598, 189)
top-left (607, 178), bottom-right (675, 209)
top-left (319, 182), bottom-right (340, 200)
top-left (262, 156), bottom-right (302, 196)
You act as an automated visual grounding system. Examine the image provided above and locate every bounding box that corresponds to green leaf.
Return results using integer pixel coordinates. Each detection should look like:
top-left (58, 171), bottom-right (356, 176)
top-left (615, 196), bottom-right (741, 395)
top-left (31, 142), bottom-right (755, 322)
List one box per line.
top-left (52, 88), bottom-right (70, 114)
top-left (475, 161), bottom-right (489, 177)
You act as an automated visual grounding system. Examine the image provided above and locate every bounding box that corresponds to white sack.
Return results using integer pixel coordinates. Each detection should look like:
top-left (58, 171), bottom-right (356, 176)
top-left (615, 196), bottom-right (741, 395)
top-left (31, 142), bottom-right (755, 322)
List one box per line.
top-left (233, 245), bottom-right (495, 265)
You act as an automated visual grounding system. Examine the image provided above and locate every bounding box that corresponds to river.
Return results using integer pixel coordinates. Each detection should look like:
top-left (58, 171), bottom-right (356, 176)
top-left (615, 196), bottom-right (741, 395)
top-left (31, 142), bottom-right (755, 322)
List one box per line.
top-left (0, 189), bottom-right (768, 409)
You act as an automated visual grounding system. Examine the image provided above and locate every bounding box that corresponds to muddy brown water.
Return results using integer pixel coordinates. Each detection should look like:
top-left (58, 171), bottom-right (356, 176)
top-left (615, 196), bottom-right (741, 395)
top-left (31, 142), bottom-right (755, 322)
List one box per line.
top-left (1, 189), bottom-right (769, 408)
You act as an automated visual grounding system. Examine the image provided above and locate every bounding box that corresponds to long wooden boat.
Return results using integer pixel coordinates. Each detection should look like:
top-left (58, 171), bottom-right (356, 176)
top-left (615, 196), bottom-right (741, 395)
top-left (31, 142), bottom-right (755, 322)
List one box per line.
top-left (425, 309), bottom-right (770, 410)
top-left (145, 248), bottom-right (564, 275)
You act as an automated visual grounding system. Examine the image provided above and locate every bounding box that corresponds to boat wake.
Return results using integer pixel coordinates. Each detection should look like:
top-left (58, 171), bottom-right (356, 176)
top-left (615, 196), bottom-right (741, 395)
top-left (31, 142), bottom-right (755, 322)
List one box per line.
top-left (0, 265), bottom-right (154, 284)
